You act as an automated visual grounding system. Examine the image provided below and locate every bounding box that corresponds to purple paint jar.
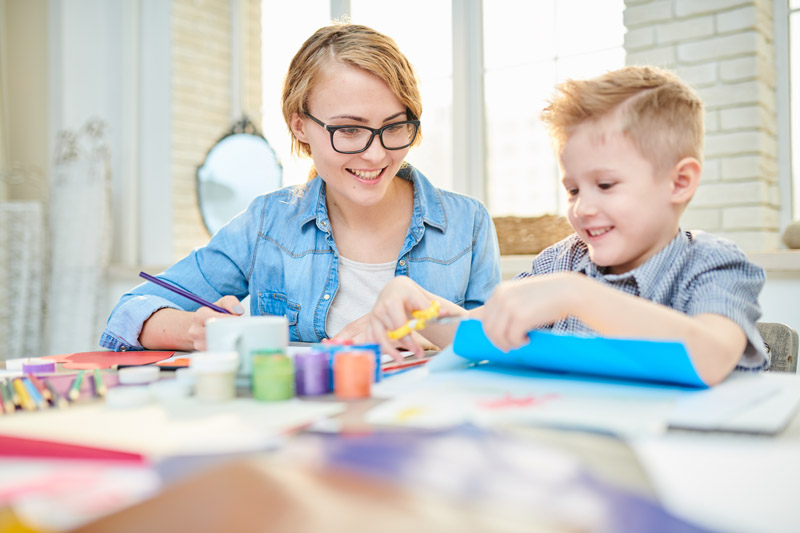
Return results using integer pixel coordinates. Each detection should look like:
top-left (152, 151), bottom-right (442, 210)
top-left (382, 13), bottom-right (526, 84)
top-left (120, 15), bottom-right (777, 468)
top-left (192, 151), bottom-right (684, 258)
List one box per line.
top-left (294, 350), bottom-right (330, 396)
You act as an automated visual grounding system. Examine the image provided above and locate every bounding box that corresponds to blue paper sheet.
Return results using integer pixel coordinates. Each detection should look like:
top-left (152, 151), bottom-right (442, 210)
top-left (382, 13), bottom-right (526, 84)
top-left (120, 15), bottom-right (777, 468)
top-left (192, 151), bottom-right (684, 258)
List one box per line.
top-left (452, 319), bottom-right (707, 389)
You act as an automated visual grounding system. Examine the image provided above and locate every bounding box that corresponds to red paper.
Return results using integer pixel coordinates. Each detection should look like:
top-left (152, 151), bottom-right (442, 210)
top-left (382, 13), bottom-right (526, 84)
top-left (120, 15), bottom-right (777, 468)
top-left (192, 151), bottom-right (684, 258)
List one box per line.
top-left (0, 434), bottom-right (145, 463)
top-left (42, 351), bottom-right (174, 369)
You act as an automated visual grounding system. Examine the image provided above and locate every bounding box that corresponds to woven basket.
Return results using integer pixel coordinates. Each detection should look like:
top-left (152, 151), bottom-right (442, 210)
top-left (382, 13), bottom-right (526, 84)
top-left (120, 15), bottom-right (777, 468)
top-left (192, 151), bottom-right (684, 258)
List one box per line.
top-left (493, 215), bottom-right (574, 255)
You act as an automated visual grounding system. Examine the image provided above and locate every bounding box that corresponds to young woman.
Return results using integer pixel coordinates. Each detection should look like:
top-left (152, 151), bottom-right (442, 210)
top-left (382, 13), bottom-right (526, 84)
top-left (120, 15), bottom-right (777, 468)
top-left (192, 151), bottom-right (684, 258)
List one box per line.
top-left (100, 22), bottom-right (500, 351)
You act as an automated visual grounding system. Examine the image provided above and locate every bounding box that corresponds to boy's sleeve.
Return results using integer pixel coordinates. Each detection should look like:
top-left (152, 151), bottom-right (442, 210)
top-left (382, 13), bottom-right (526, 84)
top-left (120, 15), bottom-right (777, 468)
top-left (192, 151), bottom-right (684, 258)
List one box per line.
top-left (684, 248), bottom-right (768, 370)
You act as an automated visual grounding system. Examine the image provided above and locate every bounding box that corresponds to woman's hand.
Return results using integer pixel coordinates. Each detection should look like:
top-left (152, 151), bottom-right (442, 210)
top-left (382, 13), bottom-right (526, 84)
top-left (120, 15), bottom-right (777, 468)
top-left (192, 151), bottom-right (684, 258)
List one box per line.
top-left (141, 295), bottom-right (245, 351)
top-left (187, 296), bottom-right (245, 350)
top-left (333, 276), bottom-right (463, 361)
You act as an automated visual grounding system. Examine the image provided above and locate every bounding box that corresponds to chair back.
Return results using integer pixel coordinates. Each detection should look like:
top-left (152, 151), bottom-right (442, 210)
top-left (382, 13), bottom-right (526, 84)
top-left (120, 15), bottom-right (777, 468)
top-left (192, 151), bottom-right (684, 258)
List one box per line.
top-left (757, 322), bottom-right (799, 373)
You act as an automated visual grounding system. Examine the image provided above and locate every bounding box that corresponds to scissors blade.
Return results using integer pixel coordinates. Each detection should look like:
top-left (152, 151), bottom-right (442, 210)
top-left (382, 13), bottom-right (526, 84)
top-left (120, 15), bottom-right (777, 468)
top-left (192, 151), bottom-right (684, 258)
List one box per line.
top-left (424, 316), bottom-right (465, 327)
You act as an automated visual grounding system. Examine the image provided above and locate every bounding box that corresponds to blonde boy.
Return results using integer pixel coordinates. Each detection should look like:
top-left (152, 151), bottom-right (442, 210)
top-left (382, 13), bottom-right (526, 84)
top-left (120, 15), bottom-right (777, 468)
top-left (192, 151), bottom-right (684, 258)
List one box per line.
top-left (362, 66), bottom-right (767, 386)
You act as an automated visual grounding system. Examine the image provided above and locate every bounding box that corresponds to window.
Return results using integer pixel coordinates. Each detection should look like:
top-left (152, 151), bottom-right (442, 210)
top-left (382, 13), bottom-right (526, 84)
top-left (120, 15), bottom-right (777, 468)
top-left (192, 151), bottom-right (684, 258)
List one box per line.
top-left (350, 0), bottom-right (454, 191)
top-left (484, 0), bottom-right (624, 216)
top-left (261, 0), bottom-right (330, 187)
top-left (263, 1), bottom-right (624, 216)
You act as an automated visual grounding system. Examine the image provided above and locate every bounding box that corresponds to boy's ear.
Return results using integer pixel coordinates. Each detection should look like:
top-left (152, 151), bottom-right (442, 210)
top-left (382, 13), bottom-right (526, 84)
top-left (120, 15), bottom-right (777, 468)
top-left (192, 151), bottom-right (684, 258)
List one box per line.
top-left (670, 157), bottom-right (701, 205)
top-left (290, 113), bottom-right (309, 143)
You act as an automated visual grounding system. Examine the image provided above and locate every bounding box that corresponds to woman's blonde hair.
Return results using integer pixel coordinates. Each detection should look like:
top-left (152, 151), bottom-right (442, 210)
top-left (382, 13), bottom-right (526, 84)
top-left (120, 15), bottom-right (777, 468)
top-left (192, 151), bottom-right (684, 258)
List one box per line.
top-left (541, 65), bottom-right (704, 175)
top-left (282, 22), bottom-right (423, 160)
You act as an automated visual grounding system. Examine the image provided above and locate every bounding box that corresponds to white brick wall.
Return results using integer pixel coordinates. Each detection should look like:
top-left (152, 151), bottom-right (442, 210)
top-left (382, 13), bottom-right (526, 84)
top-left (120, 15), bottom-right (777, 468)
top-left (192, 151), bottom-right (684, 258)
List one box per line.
top-left (170, 0), bottom-right (262, 261)
top-left (625, 0), bottom-right (780, 251)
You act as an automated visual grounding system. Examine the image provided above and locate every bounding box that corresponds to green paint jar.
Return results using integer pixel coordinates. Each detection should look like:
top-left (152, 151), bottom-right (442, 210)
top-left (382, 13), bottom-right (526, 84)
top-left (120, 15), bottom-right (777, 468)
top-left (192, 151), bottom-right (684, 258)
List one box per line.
top-left (251, 351), bottom-right (294, 402)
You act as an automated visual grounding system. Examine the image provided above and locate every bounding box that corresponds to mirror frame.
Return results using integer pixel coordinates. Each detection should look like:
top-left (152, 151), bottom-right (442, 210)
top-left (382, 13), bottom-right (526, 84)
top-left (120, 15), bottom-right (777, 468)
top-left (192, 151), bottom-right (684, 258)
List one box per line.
top-left (196, 115), bottom-right (282, 236)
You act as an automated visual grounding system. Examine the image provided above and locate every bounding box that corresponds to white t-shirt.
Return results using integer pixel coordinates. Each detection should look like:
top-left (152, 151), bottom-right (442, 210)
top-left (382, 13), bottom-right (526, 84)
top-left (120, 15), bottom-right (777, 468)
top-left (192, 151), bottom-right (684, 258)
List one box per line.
top-left (325, 256), bottom-right (397, 337)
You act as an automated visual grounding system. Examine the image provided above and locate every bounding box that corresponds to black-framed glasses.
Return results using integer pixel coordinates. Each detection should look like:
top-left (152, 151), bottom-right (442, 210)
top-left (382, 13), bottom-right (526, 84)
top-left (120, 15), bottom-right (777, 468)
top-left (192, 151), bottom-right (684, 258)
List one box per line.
top-left (305, 112), bottom-right (420, 154)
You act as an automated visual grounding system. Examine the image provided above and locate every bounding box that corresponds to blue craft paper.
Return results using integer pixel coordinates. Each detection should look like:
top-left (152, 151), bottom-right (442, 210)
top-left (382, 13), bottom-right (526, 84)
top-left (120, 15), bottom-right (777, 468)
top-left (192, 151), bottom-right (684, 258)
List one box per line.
top-left (452, 319), bottom-right (707, 389)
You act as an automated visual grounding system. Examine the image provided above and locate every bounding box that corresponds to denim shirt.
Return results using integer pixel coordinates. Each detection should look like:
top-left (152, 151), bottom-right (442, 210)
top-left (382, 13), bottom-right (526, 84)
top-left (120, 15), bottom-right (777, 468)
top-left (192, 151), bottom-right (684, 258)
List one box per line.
top-left (100, 166), bottom-right (501, 349)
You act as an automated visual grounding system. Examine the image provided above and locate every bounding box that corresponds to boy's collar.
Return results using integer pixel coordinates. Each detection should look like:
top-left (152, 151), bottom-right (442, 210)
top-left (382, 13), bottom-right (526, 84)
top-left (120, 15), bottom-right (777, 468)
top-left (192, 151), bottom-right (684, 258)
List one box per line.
top-left (581, 230), bottom-right (691, 292)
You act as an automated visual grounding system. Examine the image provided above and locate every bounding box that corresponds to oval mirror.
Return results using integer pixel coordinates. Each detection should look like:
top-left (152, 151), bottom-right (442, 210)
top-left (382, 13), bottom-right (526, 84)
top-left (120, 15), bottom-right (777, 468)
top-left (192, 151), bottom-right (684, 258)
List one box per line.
top-left (197, 118), bottom-right (282, 235)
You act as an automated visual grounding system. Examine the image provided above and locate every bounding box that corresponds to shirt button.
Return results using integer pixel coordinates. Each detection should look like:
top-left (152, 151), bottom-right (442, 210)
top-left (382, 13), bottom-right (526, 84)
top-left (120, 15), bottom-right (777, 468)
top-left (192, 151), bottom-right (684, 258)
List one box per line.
top-left (399, 260), bottom-right (405, 267)
top-left (321, 221), bottom-right (327, 227)
top-left (323, 294), bottom-right (330, 300)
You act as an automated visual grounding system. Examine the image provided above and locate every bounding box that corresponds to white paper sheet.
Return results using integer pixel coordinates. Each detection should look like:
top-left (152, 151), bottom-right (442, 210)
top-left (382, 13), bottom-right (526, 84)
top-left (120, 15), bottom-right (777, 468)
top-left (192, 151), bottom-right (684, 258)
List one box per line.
top-left (0, 398), bottom-right (345, 458)
top-left (369, 365), bottom-right (681, 436)
top-left (630, 433), bottom-right (800, 533)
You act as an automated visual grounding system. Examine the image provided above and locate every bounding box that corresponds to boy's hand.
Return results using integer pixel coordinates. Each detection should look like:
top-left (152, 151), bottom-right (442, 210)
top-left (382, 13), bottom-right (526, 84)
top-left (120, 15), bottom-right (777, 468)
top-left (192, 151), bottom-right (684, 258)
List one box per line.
top-left (478, 273), bottom-right (581, 352)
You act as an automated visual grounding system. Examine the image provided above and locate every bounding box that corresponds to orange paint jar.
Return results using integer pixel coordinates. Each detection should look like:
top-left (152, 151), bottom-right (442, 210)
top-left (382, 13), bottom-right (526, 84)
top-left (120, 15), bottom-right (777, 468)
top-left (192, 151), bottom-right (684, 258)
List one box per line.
top-left (333, 349), bottom-right (374, 399)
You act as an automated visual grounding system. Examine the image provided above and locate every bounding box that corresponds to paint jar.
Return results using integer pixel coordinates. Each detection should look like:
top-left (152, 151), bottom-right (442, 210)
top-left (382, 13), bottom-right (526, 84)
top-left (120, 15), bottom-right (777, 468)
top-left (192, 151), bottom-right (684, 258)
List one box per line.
top-left (251, 351), bottom-right (294, 402)
top-left (205, 316), bottom-right (289, 384)
top-left (333, 349), bottom-right (375, 399)
top-left (190, 351), bottom-right (239, 402)
top-left (294, 350), bottom-right (330, 396)
top-left (356, 343), bottom-right (382, 383)
top-left (314, 341), bottom-right (382, 389)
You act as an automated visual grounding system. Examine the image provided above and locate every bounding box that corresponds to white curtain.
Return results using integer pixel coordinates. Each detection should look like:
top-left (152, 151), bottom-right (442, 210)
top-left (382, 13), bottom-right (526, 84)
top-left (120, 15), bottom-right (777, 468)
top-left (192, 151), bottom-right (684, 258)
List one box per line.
top-left (46, 119), bottom-right (111, 354)
top-left (0, 203), bottom-right (44, 360)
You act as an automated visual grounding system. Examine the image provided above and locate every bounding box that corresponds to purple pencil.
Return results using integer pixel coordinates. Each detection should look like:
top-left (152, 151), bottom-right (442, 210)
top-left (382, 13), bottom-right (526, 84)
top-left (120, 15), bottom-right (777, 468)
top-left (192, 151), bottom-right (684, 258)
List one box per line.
top-left (139, 272), bottom-right (232, 314)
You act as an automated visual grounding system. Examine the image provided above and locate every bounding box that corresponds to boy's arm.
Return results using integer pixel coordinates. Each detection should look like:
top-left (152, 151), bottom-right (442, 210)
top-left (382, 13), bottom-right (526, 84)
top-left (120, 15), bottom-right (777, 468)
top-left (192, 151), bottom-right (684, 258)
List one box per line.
top-left (478, 273), bottom-right (745, 386)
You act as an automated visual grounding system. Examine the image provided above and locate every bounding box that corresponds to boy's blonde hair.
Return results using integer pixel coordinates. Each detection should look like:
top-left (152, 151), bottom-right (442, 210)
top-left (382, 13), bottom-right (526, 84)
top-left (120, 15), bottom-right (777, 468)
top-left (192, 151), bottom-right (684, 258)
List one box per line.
top-left (541, 66), bottom-right (704, 175)
top-left (282, 22), bottom-right (423, 159)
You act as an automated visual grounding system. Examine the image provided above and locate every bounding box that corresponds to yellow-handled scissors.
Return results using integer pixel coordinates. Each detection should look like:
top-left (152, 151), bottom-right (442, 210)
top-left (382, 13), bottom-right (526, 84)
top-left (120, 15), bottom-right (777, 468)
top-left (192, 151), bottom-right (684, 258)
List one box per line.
top-left (387, 301), bottom-right (446, 340)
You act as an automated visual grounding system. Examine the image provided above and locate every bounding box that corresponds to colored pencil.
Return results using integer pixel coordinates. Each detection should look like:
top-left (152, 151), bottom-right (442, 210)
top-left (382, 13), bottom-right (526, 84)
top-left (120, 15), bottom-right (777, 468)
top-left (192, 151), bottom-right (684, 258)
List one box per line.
top-left (22, 377), bottom-right (46, 410)
top-left (44, 377), bottom-right (68, 409)
top-left (0, 380), bottom-right (16, 413)
top-left (92, 368), bottom-right (107, 398)
top-left (382, 358), bottom-right (431, 372)
top-left (68, 370), bottom-right (85, 402)
top-left (4, 379), bottom-right (21, 409)
top-left (12, 378), bottom-right (36, 411)
top-left (139, 271), bottom-right (231, 314)
top-left (26, 373), bottom-right (52, 402)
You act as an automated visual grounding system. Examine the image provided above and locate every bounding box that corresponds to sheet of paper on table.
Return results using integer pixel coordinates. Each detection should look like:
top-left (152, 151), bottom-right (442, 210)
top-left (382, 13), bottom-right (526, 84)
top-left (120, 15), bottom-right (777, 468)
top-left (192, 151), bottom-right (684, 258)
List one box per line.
top-left (0, 398), bottom-right (345, 459)
top-left (630, 431), bottom-right (800, 533)
top-left (372, 345), bottom-right (800, 437)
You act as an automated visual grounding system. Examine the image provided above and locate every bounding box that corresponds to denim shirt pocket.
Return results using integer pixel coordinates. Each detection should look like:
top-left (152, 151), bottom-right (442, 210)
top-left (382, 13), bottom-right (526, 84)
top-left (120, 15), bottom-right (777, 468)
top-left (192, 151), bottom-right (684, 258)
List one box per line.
top-left (258, 291), bottom-right (300, 328)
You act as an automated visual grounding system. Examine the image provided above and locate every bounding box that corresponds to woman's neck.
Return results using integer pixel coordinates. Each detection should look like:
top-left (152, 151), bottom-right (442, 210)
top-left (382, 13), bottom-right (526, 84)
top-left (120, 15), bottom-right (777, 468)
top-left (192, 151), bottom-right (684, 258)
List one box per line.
top-left (326, 177), bottom-right (414, 262)
top-left (326, 176), bottom-right (412, 229)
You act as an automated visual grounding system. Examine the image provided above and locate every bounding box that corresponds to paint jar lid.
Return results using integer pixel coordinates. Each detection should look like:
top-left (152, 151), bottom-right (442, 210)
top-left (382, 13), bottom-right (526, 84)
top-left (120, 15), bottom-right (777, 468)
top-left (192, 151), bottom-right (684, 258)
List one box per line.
top-left (174, 367), bottom-right (195, 386)
top-left (191, 351), bottom-right (239, 373)
top-left (150, 379), bottom-right (192, 400)
top-left (22, 359), bottom-right (57, 374)
top-left (118, 365), bottom-right (161, 385)
top-left (105, 385), bottom-right (151, 409)
top-left (253, 353), bottom-right (293, 372)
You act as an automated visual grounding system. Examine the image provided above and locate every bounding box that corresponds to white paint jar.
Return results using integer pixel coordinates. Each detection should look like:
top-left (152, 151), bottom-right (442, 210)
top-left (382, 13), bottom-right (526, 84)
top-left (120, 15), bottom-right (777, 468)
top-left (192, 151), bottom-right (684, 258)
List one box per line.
top-left (190, 351), bottom-right (239, 402)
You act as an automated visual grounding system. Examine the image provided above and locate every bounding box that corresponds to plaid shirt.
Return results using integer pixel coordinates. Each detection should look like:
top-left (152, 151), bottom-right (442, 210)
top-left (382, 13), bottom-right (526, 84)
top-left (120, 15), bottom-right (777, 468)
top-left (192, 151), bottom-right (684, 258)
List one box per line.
top-left (517, 230), bottom-right (768, 370)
